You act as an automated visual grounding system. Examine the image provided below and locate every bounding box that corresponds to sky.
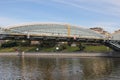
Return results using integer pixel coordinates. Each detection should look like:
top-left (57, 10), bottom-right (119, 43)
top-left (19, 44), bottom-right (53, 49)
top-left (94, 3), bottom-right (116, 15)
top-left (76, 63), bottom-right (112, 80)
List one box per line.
top-left (0, 0), bottom-right (120, 32)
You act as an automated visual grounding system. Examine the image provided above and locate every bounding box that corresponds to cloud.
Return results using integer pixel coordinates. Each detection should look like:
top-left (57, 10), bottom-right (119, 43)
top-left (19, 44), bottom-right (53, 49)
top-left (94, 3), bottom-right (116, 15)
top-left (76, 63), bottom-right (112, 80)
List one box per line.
top-left (0, 17), bottom-right (21, 27)
top-left (52, 0), bottom-right (120, 16)
top-left (0, 16), bottom-right (67, 28)
top-left (0, 0), bottom-right (119, 32)
top-left (4, 0), bottom-right (120, 16)
top-left (2, 0), bottom-right (120, 16)
top-left (51, 0), bottom-right (120, 32)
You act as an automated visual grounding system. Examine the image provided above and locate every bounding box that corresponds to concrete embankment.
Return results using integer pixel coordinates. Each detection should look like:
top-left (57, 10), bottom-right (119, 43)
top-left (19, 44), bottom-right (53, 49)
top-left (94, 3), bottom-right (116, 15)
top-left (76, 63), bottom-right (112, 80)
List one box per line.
top-left (0, 52), bottom-right (119, 58)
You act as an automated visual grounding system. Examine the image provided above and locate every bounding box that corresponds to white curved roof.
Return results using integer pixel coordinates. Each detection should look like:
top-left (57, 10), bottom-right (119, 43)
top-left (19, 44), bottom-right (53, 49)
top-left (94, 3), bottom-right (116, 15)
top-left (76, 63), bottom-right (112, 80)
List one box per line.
top-left (7, 22), bottom-right (70, 29)
top-left (2, 22), bottom-right (105, 39)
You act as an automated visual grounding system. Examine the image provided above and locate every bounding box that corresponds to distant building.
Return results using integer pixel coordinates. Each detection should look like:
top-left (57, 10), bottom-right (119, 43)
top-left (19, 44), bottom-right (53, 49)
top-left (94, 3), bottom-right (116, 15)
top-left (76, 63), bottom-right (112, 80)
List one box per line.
top-left (114, 29), bottom-right (120, 33)
top-left (31, 41), bottom-right (40, 45)
top-left (90, 27), bottom-right (103, 33)
top-left (112, 29), bottom-right (120, 40)
top-left (90, 27), bottom-right (111, 38)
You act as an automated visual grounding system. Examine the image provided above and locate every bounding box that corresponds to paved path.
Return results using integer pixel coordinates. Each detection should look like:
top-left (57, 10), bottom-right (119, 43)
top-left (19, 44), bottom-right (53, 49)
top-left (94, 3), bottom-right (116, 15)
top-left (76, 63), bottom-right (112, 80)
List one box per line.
top-left (0, 52), bottom-right (119, 57)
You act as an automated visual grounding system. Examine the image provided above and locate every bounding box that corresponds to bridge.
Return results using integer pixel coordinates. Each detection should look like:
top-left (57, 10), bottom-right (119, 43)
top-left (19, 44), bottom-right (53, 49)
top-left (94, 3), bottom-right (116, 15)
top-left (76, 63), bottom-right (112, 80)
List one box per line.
top-left (0, 23), bottom-right (120, 51)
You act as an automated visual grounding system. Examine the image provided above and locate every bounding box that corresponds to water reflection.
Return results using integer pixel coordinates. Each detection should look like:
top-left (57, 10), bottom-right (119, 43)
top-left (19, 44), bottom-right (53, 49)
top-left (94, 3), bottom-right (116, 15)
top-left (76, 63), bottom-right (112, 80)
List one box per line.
top-left (0, 56), bottom-right (120, 80)
top-left (81, 58), bottom-right (113, 80)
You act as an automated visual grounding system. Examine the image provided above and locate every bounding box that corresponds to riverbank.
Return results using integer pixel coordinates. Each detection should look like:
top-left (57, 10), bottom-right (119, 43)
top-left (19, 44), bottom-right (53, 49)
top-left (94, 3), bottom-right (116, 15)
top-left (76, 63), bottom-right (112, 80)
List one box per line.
top-left (0, 45), bottom-right (112, 53)
top-left (0, 52), bottom-right (119, 58)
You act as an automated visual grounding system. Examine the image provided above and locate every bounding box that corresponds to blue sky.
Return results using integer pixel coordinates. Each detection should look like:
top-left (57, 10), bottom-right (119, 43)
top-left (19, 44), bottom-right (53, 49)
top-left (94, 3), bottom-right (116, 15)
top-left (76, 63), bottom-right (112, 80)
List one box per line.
top-left (0, 0), bottom-right (120, 32)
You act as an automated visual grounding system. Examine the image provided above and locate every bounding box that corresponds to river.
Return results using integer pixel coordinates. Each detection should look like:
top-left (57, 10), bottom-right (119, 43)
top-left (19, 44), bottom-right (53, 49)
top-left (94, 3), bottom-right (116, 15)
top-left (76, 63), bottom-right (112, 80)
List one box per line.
top-left (0, 56), bottom-right (120, 80)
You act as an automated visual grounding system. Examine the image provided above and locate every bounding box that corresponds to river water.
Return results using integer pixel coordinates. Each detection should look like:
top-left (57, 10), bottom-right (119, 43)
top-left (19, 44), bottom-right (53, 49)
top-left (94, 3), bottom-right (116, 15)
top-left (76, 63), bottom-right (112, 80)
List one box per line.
top-left (0, 56), bottom-right (120, 80)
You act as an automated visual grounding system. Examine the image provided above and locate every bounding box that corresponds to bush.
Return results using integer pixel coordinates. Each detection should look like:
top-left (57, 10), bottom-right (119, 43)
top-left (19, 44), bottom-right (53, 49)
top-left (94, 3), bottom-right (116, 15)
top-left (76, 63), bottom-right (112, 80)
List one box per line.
top-left (1, 40), bottom-right (31, 48)
top-left (1, 41), bottom-right (18, 48)
top-left (77, 43), bottom-right (85, 51)
top-left (40, 41), bottom-right (57, 48)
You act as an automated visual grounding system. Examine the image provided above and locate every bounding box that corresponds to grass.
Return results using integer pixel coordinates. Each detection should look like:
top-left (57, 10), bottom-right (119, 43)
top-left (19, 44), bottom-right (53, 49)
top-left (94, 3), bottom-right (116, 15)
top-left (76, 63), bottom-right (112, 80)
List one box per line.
top-left (62, 46), bottom-right (79, 52)
top-left (0, 45), bottom-right (112, 53)
top-left (0, 47), bottom-right (15, 52)
top-left (40, 47), bottom-right (55, 52)
top-left (83, 45), bottom-right (111, 53)
top-left (0, 46), bottom-right (37, 52)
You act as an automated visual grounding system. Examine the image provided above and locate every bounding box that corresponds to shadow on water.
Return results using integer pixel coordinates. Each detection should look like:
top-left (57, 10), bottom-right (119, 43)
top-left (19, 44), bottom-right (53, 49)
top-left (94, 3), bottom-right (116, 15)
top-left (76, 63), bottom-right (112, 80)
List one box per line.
top-left (0, 56), bottom-right (120, 80)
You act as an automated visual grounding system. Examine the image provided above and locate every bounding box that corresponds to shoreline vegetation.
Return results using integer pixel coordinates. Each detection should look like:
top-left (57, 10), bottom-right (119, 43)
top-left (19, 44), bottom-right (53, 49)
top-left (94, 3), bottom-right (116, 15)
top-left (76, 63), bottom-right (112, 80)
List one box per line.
top-left (0, 40), bottom-right (112, 53)
top-left (0, 45), bottom-right (111, 53)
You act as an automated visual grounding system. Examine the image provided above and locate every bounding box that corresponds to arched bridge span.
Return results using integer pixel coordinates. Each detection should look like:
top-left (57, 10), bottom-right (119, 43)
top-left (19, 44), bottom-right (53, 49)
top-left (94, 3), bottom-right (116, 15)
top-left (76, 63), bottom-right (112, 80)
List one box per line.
top-left (0, 23), bottom-right (120, 51)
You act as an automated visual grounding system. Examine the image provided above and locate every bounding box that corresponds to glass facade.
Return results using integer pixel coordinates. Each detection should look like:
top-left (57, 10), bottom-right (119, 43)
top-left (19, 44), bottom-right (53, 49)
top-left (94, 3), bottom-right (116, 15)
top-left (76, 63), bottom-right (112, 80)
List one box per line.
top-left (7, 23), bottom-right (104, 39)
